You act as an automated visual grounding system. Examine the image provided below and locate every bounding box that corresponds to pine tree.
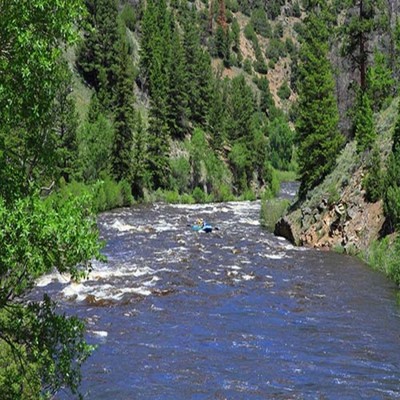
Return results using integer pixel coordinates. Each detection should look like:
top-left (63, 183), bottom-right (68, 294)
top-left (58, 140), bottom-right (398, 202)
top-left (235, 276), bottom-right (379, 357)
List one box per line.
top-left (111, 33), bottom-right (136, 182)
top-left (383, 101), bottom-right (400, 230)
top-left (353, 90), bottom-right (376, 152)
top-left (341, 0), bottom-right (385, 91)
top-left (131, 112), bottom-right (148, 198)
top-left (296, 2), bottom-right (344, 198)
top-left (182, 10), bottom-right (212, 127)
top-left (76, 0), bottom-right (120, 107)
top-left (53, 64), bottom-right (79, 183)
top-left (167, 24), bottom-right (189, 140)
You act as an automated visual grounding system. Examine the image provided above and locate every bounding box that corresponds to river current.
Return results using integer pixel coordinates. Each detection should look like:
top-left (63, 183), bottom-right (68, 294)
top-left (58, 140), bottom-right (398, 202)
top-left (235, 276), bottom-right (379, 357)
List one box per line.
top-left (35, 184), bottom-right (400, 399)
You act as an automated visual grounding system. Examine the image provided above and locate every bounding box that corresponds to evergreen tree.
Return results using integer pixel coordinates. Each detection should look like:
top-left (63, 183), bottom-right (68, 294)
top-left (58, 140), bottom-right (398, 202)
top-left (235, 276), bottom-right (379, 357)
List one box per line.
top-left (131, 112), bottom-right (148, 198)
top-left (112, 34), bottom-right (136, 182)
top-left (226, 75), bottom-right (255, 143)
top-left (182, 10), bottom-right (212, 127)
top-left (296, 2), bottom-right (344, 198)
top-left (208, 77), bottom-right (229, 150)
top-left (147, 49), bottom-right (171, 190)
top-left (167, 24), bottom-right (190, 139)
top-left (341, 0), bottom-right (385, 91)
top-left (363, 144), bottom-right (382, 202)
top-left (383, 101), bottom-right (400, 230)
top-left (353, 90), bottom-right (376, 152)
top-left (77, 0), bottom-right (121, 107)
top-left (367, 49), bottom-right (395, 111)
top-left (52, 63), bottom-right (79, 183)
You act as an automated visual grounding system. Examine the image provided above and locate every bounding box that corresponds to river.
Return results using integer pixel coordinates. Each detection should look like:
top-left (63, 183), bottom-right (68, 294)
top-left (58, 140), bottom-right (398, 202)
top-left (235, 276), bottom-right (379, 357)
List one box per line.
top-left (35, 183), bottom-right (400, 399)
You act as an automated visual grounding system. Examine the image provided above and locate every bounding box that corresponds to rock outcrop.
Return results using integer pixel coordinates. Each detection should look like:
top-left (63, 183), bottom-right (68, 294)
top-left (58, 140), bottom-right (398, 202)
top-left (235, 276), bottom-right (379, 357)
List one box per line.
top-left (275, 142), bottom-right (387, 252)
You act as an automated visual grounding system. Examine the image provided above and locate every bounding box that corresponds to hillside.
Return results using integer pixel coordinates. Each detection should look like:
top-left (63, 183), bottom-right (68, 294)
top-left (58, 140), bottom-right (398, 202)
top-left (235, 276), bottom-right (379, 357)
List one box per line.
top-left (275, 97), bottom-right (398, 254)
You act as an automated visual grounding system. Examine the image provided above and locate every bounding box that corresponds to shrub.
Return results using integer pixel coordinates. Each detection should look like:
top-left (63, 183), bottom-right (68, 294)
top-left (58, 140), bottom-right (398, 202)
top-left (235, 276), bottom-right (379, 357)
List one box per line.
top-left (192, 187), bottom-right (206, 203)
top-left (244, 23), bottom-right (256, 42)
top-left (266, 38), bottom-right (286, 62)
top-left (363, 146), bottom-right (382, 202)
top-left (278, 81), bottom-right (291, 100)
top-left (260, 197), bottom-right (290, 232)
top-left (120, 4), bottom-right (137, 31)
top-left (250, 9), bottom-right (272, 37)
top-left (170, 156), bottom-right (191, 193)
top-left (243, 58), bottom-right (253, 74)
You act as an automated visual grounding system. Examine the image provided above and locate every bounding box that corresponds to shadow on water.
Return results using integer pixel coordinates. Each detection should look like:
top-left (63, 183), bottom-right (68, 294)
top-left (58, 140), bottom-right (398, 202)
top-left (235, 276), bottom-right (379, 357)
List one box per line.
top-left (34, 183), bottom-right (400, 399)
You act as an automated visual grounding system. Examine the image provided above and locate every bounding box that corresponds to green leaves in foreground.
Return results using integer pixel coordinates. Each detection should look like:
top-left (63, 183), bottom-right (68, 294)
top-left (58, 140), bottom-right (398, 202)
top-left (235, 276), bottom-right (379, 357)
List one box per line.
top-left (0, 194), bottom-right (103, 398)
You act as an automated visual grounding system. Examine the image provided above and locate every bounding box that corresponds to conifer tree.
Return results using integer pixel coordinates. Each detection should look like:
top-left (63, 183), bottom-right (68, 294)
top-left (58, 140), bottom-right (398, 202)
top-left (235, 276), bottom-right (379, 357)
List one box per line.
top-left (112, 34), bottom-right (136, 182)
top-left (53, 64), bottom-right (79, 183)
top-left (353, 90), bottom-right (376, 152)
top-left (342, 0), bottom-right (385, 91)
top-left (383, 101), bottom-right (400, 230)
top-left (131, 112), bottom-right (148, 198)
top-left (226, 75), bottom-right (255, 143)
top-left (77, 0), bottom-right (120, 107)
top-left (208, 77), bottom-right (229, 150)
top-left (167, 24), bottom-right (190, 139)
top-left (182, 10), bottom-right (212, 126)
top-left (296, 2), bottom-right (344, 198)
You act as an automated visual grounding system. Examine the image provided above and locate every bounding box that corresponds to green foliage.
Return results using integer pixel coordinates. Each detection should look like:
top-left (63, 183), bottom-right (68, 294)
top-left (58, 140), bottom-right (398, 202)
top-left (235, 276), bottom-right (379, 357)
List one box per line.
top-left (192, 187), bottom-right (207, 203)
top-left (293, 1), bottom-right (301, 17)
top-left (383, 111), bottom-right (400, 229)
top-left (266, 38), bottom-right (286, 63)
top-left (353, 91), bottom-right (376, 152)
top-left (76, 0), bottom-right (121, 107)
top-left (78, 112), bottom-right (115, 182)
top-left (260, 197), bottom-right (290, 232)
top-left (296, 4), bottom-right (344, 198)
top-left (250, 9), bottom-right (272, 37)
top-left (277, 80), bottom-right (291, 100)
top-left (269, 117), bottom-right (295, 170)
top-left (229, 142), bottom-right (252, 192)
top-left (0, 0), bottom-right (85, 199)
top-left (363, 145), bottom-right (383, 202)
top-left (112, 34), bottom-right (136, 182)
top-left (189, 128), bottom-right (232, 199)
top-left (121, 3), bottom-right (137, 31)
top-left (367, 50), bottom-right (395, 112)
top-left (266, 0), bottom-right (285, 20)
top-left (244, 23), bottom-right (257, 42)
top-left (0, 194), bottom-right (103, 397)
top-left (362, 236), bottom-right (400, 285)
top-left (170, 156), bottom-right (191, 193)
top-left (341, 0), bottom-right (385, 91)
top-left (243, 58), bottom-right (253, 74)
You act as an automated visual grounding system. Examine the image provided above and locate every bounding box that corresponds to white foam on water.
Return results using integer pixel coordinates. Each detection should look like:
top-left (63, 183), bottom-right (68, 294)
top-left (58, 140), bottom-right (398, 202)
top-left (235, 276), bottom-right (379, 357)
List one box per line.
top-left (61, 279), bottom-right (154, 302)
top-left (242, 274), bottom-right (255, 281)
top-left (263, 253), bottom-right (286, 259)
top-left (91, 330), bottom-right (108, 338)
top-left (109, 219), bottom-right (136, 232)
top-left (35, 271), bottom-right (71, 287)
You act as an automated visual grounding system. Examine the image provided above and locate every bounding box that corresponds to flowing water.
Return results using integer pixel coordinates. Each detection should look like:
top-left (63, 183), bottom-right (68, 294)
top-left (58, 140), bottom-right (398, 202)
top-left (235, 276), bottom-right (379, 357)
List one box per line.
top-left (35, 183), bottom-right (400, 399)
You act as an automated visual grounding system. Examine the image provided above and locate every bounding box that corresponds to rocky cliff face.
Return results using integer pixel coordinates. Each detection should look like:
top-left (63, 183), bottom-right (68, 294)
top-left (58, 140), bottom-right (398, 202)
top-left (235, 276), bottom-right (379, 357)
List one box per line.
top-left (275, 95), bottom-right (397, 252)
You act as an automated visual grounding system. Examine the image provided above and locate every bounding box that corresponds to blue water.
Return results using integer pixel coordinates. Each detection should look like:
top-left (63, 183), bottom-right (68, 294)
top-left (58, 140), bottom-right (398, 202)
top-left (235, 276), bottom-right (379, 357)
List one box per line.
top-left (36, 185), bottom-right (400, 399)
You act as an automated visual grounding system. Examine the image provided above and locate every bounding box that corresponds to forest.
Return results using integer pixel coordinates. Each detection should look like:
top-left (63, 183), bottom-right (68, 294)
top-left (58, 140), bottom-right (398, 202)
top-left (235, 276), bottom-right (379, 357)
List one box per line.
top-left (2, 0), bottom-right (400, 397)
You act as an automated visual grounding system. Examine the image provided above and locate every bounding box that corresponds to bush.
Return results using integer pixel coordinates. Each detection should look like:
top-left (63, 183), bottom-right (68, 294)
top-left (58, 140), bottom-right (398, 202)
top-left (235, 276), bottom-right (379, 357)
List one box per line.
top-left (120, 4), bottom-right (137, 31)
top-left (363, 146), bottom-right (382, 202)
top-left (170, 156), bottom-right (191, 193)
top-left (244, 23), bottom-right (256, 42)
top-left (192, 187), bottom-right (206, 203)
top-left (243, 58), bottom-right (253, 74)
top-left (278, 81), bottom-right (291, 100)
top-left (266, 38), bottom-right (286, 63)
top-left (260, 197), bottom-right (290, 232)
top-left (250, 9), bottom-right (272, 38)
